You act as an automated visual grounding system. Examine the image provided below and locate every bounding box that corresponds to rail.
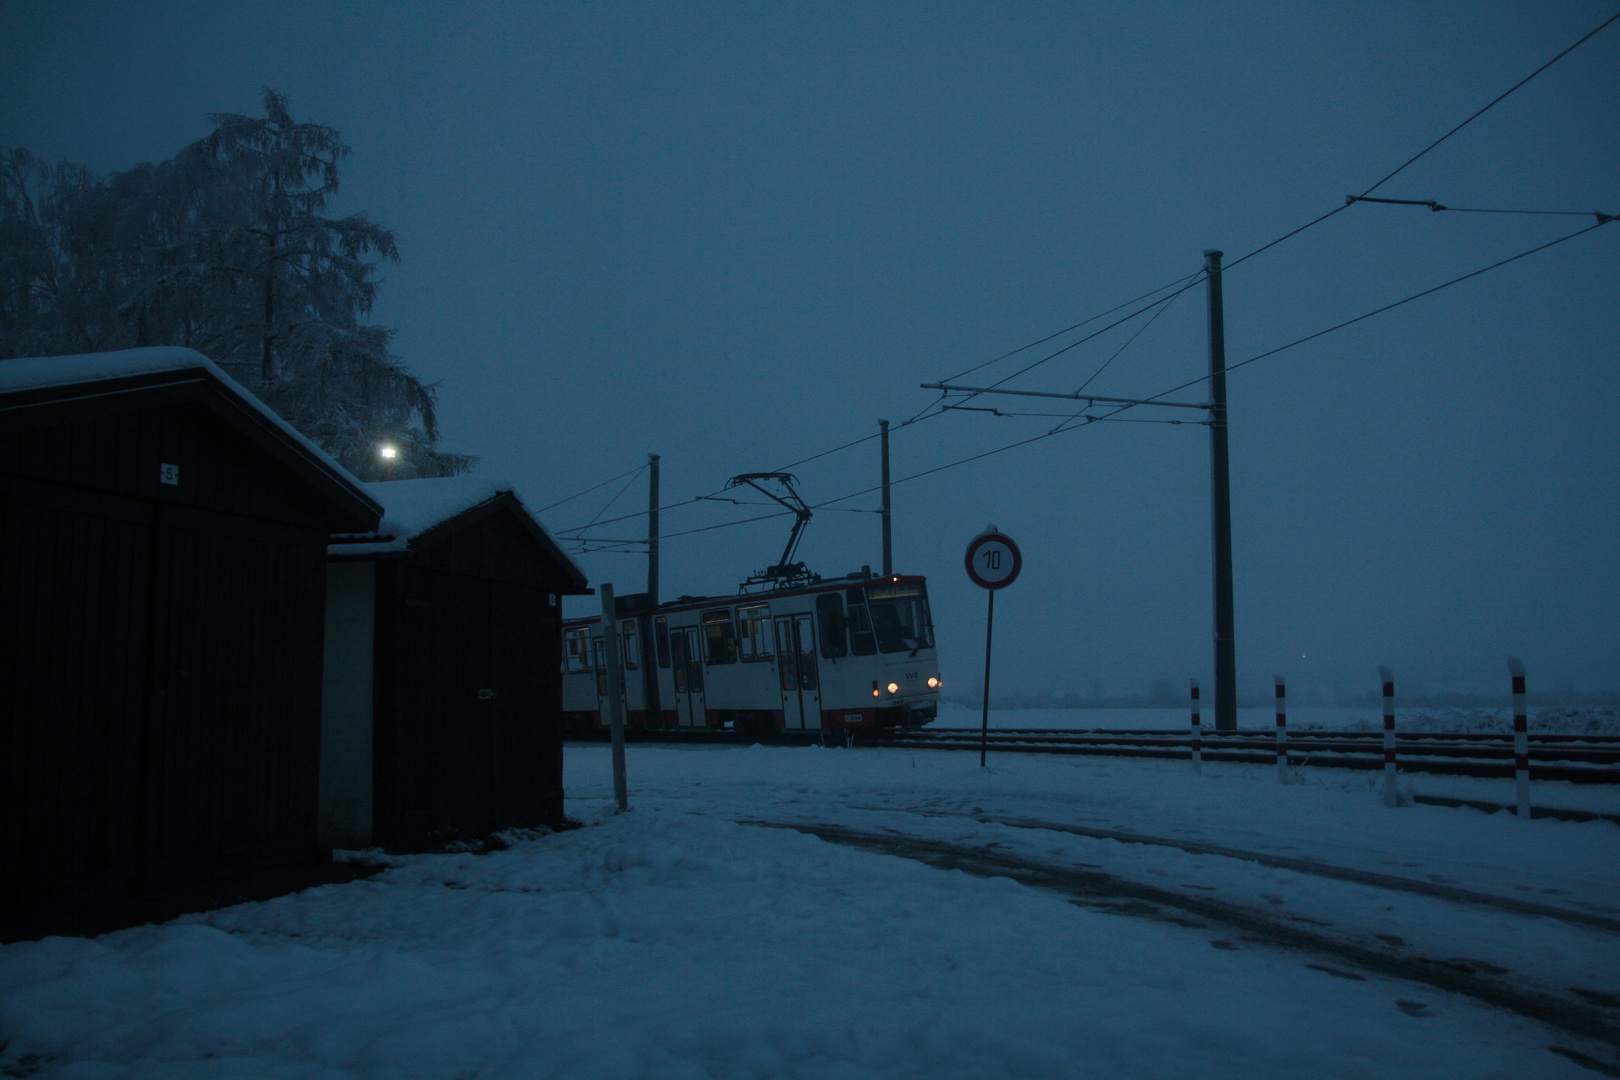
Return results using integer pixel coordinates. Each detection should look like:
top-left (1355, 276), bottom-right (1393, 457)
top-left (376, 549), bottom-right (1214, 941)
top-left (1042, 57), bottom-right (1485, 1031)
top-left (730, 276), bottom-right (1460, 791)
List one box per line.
top-left (571, 725), bottom-right (1620, 783)
top-left (868, 727), bottom-right (1620, 783)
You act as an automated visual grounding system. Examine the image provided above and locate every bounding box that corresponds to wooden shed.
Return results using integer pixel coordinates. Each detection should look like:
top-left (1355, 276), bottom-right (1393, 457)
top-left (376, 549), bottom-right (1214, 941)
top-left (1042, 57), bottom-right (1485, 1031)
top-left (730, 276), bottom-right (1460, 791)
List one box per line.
top-left (0, 347), bottom-right (381, 941)
top-left (322, 477), bottom-right (590, 852)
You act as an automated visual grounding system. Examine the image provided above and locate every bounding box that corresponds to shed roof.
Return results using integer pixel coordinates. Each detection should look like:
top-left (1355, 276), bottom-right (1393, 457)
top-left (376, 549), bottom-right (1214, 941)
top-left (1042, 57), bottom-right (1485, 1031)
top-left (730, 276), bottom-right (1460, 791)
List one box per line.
top-left (330, 474), bottom-right (589, 591)
top-left (0, 346), bottom-right (381, 531)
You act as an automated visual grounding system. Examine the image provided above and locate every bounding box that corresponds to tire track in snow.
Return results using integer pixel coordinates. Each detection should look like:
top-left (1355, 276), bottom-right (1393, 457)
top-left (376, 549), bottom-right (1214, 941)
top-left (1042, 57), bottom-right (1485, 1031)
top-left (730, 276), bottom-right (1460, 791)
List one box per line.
top-left (977, 813), bottom-right (1620, 933)
top-left (835, 804), bottom-right (1620, 932)
top-left (751, 820), bottom-right (1620, 1063)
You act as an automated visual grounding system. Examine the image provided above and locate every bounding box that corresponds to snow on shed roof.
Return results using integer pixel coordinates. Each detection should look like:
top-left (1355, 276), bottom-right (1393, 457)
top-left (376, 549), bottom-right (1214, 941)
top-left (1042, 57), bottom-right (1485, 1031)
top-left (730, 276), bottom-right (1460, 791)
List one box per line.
top-left (331, 474), bottom-right (587, 584)
top-left (2, 347), bottom-right (358, 481)
top-left (0, 345), bottom-right (224, 393)
top-left (0, 346), bottom-right (380, 525)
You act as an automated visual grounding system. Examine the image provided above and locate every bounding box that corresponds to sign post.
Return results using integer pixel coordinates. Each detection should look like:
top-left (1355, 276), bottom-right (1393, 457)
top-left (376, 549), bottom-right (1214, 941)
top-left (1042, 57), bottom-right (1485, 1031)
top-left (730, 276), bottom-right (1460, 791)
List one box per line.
top-left (600, 582), bottom-right (629, 813)
top-left (964, 526), bottom-right (1022, 767)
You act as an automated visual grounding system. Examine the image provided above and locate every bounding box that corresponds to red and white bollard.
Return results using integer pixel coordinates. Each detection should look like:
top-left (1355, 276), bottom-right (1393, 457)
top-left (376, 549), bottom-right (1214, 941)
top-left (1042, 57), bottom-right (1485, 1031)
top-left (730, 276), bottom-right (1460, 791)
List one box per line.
top-left (1274, 674), bottom-right (1288, 782)
top-left (1190, 678), bottom-right (1203, 774)
top-left (1378, 666), bottom-right (1398, 807)
top-left (1509, 657), bottom-right (1530, 818)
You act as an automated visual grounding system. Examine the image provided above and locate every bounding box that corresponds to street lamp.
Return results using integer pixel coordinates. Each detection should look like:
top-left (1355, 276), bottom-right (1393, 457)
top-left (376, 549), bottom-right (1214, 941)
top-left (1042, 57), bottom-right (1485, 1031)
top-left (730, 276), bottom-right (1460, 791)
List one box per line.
top-left (379, 444), bottom-right (397, 481)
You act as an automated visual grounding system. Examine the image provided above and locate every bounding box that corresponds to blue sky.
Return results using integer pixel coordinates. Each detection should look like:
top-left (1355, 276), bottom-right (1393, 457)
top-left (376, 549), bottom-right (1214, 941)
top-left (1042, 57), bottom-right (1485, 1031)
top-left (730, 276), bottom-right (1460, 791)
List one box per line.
top-left (4, 1), bottom-right (1616, 699)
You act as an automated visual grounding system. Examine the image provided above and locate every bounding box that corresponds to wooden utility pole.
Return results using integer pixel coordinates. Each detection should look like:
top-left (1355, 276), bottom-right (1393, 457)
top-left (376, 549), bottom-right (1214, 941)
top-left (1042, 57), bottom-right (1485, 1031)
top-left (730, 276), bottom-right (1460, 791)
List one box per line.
top-left (919, 248), bottom-right (1239, 729)
top-left (647, 454), bottom-right (660, 605)
top-left (879, 420), bottom-right (892, 576)
top-left (1205, 250), bottom-right (1238, 732)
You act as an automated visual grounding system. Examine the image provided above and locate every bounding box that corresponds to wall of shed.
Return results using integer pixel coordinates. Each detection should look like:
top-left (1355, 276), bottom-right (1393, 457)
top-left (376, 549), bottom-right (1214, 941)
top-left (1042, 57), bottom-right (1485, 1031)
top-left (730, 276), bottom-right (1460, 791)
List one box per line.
top-left (319, 561), bottom-right (376, 850)
top-left (369, 508), bottom-right (570, 852)
top-left (1, 401), bottom-right (336, 941)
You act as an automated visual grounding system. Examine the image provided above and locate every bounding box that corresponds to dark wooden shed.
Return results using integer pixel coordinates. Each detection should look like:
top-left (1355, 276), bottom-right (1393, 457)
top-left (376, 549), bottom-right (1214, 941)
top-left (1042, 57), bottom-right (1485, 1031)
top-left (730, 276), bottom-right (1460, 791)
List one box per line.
top-left (0, 347), bottom-right (381, 942)
top-left (322, 477), bottom-right (590, 852)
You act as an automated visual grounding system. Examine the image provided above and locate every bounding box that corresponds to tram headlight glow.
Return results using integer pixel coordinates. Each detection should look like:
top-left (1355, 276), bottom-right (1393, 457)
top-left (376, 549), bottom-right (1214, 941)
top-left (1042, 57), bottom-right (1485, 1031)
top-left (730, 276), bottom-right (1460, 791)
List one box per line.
top-left (927, 676), bottom-right (940, 689)
top-left (887, 682), bottom-right (899, 694)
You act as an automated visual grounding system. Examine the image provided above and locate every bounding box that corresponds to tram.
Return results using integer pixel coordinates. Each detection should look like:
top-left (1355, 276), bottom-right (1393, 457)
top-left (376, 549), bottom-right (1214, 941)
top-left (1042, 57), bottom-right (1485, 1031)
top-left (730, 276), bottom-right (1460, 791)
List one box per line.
top-left (562, 569), bottom-right (940, 735)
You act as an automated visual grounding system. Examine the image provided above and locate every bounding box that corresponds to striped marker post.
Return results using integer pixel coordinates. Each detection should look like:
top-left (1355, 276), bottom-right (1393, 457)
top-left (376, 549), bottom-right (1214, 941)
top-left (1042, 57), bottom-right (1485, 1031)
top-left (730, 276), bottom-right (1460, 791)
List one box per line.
top-left (1190, 679), bottom-right (1203, 774)
top-left (1379, 665), bottom-right (1397, 808)
top-left (1274, 674), bottom-right (1288, 782)
top-left (1509, 657), bottom-right (1530, 818)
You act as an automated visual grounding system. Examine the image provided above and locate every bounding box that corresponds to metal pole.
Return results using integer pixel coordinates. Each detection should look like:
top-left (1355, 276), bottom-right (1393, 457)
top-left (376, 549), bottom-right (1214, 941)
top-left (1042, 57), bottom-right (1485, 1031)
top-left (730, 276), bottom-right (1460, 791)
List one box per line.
top-left (1205, 249), bottom-right (1238, 732)
top-left (1274, 674), bottom-right (1288, 783)
top-left (1509, 657), bottom-right (1530, 817)
top-left (647, 454), bottom-right (660, 605)
top-left (980, 589), bottom-right (995, 768)
top-left (600, 583), bottom-right (629, 812)
top-left (1190, 678), bottom-right (1202, 773)
top-left (1379, 665), bottom-right (1398, 808)
top-left (879, 420), bottom-right (892, 577)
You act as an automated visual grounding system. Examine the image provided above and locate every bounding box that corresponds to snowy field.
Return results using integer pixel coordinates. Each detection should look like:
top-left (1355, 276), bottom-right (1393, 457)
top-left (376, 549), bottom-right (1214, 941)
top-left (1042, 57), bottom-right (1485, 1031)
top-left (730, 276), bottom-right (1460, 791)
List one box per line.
top-left (4, 745), bottom-right (1620, 1079)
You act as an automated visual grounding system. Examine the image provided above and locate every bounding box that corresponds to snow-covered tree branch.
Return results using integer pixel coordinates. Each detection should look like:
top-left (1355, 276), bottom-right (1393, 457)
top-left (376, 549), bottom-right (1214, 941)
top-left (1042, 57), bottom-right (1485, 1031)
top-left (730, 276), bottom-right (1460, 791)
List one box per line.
top-left (0, 90), bottom-right (473, 481)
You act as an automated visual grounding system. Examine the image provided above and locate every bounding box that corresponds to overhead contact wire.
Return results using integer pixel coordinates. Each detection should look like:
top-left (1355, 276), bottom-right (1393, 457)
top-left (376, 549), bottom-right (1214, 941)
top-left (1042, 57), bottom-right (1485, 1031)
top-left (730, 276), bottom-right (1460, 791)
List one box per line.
top-left (537, 462), bottom-right (652, 514)
top-left (1224, 8), bottom-right (1619, 274)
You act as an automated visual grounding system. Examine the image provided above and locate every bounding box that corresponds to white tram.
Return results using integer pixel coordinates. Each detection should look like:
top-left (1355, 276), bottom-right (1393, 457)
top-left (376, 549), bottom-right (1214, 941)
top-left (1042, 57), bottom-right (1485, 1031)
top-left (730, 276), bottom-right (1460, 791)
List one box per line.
top-left (562, 571), bottom-right (941, 735)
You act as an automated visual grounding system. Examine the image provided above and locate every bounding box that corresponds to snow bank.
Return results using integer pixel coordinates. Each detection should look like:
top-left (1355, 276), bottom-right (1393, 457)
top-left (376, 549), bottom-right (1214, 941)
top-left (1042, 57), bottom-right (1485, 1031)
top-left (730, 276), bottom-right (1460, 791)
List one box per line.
top-left (1341, 705), bottom-right (1620, 735)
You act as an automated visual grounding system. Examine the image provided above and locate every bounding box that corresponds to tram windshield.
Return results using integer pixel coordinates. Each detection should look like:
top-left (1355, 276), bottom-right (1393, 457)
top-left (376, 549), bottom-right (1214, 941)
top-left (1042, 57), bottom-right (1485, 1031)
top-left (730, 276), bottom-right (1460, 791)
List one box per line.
top-left (864, 581), bottom-right (934, 654)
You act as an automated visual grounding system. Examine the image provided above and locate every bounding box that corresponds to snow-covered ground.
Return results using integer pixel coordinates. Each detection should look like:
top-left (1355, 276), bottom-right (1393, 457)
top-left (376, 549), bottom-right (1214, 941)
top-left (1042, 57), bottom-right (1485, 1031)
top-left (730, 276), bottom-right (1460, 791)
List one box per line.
top-left (4, 744), bottom-right (1619, 1079)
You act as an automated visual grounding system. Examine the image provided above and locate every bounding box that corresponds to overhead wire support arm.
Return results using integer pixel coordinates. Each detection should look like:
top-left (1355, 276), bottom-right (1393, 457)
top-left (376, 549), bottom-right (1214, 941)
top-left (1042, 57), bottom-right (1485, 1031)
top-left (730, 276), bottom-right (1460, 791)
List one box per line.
top-left (921, 382), bottom-right (1211, 410)
top-left (1347, 194), bottom-right (1615, 223)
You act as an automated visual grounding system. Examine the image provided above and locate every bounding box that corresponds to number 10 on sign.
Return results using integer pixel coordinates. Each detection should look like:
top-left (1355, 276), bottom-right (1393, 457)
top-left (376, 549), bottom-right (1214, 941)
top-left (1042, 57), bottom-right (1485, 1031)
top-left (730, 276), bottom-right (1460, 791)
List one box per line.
top-left (964, 528), bottom-right (1022, 766)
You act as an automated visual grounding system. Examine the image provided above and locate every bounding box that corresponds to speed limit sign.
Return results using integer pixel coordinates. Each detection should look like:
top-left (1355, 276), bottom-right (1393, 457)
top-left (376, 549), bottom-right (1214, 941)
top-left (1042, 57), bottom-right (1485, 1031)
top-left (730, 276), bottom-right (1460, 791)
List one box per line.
top-left (965, 528), bottom-right (1022, 590)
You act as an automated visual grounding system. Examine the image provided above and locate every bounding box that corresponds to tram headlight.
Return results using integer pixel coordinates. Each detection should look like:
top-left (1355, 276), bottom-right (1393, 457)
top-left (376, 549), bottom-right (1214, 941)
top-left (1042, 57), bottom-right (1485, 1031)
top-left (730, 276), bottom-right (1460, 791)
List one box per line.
top-left (887, 682), bottom-right (899, 695)
top-left (927, 676), bottom-right (940, 689)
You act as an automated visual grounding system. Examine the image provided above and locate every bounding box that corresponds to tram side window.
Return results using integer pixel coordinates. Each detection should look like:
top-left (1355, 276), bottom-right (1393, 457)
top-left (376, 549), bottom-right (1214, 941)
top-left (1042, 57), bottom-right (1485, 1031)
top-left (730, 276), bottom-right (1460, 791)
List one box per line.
top-left (816, 593), bottom-right (847, 658)
top-left (564, 627), bottom-right (593, 673)
top-left (654, 616), bottom-right (671, 668)
top-left (736, 604), bottom-right (772, 661)
top-left (620, 619), bottom-right (640, 670)
top-left (701, 608), bottom-right (738, 664)
top-left (845, 587), bottom-right (877, 656)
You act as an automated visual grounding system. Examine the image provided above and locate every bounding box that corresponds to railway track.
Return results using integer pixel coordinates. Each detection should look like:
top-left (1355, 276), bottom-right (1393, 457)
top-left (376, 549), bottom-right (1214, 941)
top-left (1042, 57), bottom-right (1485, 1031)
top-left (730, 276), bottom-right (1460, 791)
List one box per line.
top-left (867, 726), bottom-right (1620, 783)
top-left (583, 725), bottom-right (1620, 783)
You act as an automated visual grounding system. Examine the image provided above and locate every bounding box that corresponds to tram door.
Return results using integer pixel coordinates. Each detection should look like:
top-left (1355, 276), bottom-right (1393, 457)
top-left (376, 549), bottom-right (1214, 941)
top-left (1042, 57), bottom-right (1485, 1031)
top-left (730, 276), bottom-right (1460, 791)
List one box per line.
top-left (669, 627), bottom-right (706, 727)
top-left (774, 613), bottom-right (820, 729)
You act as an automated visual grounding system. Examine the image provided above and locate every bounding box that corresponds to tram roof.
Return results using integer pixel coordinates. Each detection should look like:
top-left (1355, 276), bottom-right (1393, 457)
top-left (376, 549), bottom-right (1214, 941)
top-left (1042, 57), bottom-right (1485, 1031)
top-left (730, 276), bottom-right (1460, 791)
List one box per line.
top-left (567, 572), bottom-right (929, 624)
